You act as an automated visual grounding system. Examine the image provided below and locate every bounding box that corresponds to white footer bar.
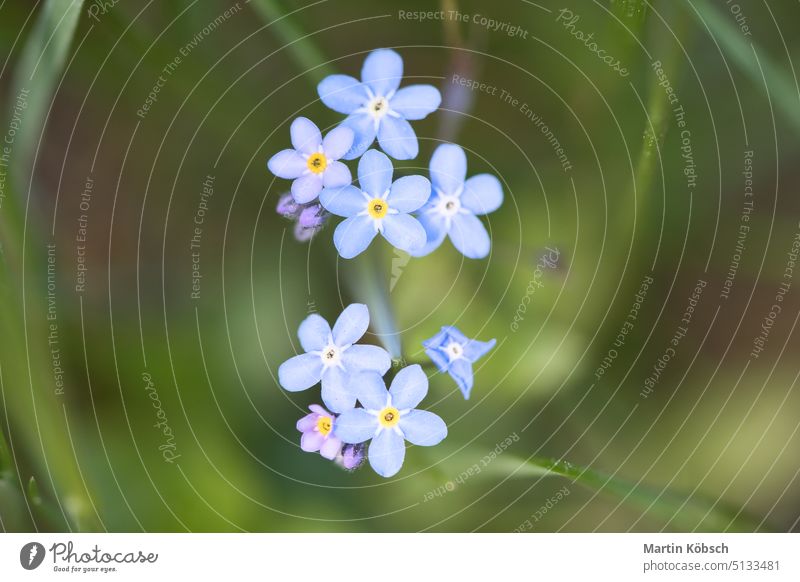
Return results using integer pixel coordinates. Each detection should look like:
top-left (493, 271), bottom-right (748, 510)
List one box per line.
top-left (0, 533), bottom-right (797, 580)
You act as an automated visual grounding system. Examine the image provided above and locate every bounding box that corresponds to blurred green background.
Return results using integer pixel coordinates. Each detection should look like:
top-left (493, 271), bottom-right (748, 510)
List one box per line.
top-left (1, 0), bottom-right (799, 532)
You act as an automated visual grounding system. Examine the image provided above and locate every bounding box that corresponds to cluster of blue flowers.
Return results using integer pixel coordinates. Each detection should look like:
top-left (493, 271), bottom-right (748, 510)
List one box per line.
top-left (272, 49), bottom-right (501, 477)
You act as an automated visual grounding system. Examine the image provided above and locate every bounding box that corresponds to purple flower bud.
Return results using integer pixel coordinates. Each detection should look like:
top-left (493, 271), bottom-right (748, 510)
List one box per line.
top-left (336, 443), bottom-right (366, 471)
top-left (297, 204), bottom-right (327, 230)
top-left (276, 192), bottom-right (301, 218)
top-left (293, 221), bottom-right (317, 242)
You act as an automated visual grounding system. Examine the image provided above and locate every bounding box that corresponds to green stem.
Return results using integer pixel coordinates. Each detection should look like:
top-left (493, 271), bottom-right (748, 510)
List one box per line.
top-left (344, 245), bottom-right (403, 360)
top-left (249, 0), bottom-right (336, 86)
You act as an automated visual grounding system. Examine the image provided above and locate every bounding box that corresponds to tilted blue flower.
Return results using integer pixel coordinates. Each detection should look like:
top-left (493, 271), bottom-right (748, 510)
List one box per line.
top-left (423, 326), bottom-right (496, 399)
top-left (268, 117), bottom-right (354, 204)
top-left (278, 304), bottom-right (391, 412)
top-left (319, 149), bottom-right (430, 259)
top-left (317, 48), bottom-right (441, 160)
top-left (335, 365), bottom-right (447, 478)
top-left (410, 144), bottom-right (503, 259)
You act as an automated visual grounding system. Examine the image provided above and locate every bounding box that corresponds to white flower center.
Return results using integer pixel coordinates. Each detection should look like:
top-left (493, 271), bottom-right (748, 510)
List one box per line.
top-left (366, 95), bottom-right (390, 121)
top-left (436, 194), bottom-right (462, 217)
top-left (320, 344), bottom-right (341, 367)
top-left (444, 341), bottom-right (464, 362)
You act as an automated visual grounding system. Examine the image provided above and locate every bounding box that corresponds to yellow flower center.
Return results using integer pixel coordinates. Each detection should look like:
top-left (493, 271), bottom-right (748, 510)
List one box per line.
top-left (367, 198), bottom-right (389, 219)
top-left (316, 416), bottom-right (333, 436)
top-left (306, 153), bottom-right (327, 174)
top-left (378, 406), bottom-right (400, 429)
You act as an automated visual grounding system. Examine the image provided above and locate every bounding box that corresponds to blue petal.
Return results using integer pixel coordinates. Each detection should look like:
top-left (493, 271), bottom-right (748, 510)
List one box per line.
top-left (461, 174), bottom-right (503, 215)
top-left (464, 338), bottom-right (496, 362)
top-left (267, 149), bottom-right (306, 179)
top-left (381, 213), bottom-right (426, 254)
top-left (440, 325), bottom-right (469, 344)
top-left (278, 353), bottom-right (322, 392)
top-left (297, 313), bottom-right (331, 351)
top-left (448, 358), bottom-right (474, 399)
top-left (361, 48), bottom-right (403, 96)
top-left (333, 215), bottom-right (378, 259)
top-left (332, 303), bottom-right (370, 346)
top-left (388, 175), bottom-right (430, 213)
top-left (335, 408), bottom-right (377, 443)
top-left (430, 143), bottom-right (466, 194)
top-left (343, 345), bottom-right (391, 376)
top-left (377, 116), bottom-right (418, 160)
top-left (424, 345), bottom-right (449, 373)
top-left (350, 370), bottom-right (388, 410)
top-left (399, 410), bottom-right (447, 446)
top-left (357, 149), bottom-right (393, 197)
top-left (317, 74), bottom-right (367, 114)
top-left (449, 212), bottom-right (490, 259)
top-left (389, 364), bottom-right (428, 410)
top-left (322, 125), bottom-right (354, 160)
top-left (368, 429), bottom-right (405, 478)
top-left (342, 113), bottom-right (377, 160)
top-left (290, 117), bottom-right (322, 154)
top-left (390, 85), bottom-right (441, 120)
top-left (322, 161), bottom-right (351, 188)
top-left (291, 173), bottom-right (323, 203)
top-left (320, 185), bottom-right (364, 217)
top-left (321, 366), bottom-right (357, 412)
top-left (408, 210), bottom-right (447, 257)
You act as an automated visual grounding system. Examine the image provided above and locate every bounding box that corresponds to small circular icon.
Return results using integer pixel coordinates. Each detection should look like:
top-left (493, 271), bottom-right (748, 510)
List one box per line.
top-left (20, 542), bottom-right (46, 570)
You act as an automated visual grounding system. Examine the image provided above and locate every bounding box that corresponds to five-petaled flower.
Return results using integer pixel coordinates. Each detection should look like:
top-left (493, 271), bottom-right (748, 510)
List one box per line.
top-left (411, 144), bottom-right (503, 259)
top-left (268, 117), bottom-right (354, 203)
top-left (423, 326), bottom-right (496, 399)
top-left (335, 365), bottom-right (447, 478)
top-left (320, 149), bottom-right (430, 259)
top-left (317, 49), bottom-right (441, 160)
top-left (278, 303), bottom-right (390, 412)
top-left (296, 404), bottom-right (342, 460)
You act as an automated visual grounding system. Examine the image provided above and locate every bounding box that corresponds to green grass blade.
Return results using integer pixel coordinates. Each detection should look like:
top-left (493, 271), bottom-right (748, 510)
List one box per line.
top-left (249, 0), bottom-right (335, 85)
top-left (690, 0), bottom-right (800, 132)
top-left (8, 0), bottom-right (85, 193)
top-left (490, 455), bottom-right (765, 532)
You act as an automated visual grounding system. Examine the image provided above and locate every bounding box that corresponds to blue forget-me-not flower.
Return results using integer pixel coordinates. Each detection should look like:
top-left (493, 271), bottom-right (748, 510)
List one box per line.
top-left (423, 326), bottom-right (496, 399)
top-left (268, 117), bottom-right (354, 203)
top-left (317, 49), bottom-right (441, 160)
top-left (335, 365), bottom-right (447, 477)
top-left (320, 149), bottom-right (430, 259)
top-left (411, 144), bottom-right (503, 259)
top-left (278, 303), bottom-right (390, 412)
